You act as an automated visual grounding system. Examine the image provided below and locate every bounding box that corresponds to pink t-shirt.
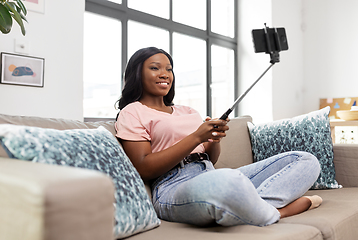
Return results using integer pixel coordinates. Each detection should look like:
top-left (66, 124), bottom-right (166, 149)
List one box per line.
top-left (115, 102), bottom-right (205, 154)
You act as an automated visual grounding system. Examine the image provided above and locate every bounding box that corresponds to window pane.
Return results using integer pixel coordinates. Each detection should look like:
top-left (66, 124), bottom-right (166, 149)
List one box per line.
top-left (128, 21), bottom-right (169, 59)
top-left (211, 45), bottom-right (235, 118)
top-left (83, 12), bottom-right (121, 118)
top-left (211, 0), bottom-right (235, 38)
top-left (108, 0), bottom-right (122, 4)
top-left (173, 0), bottom-right (206, 30)
top-left (173, 33), bottom-right (206, 118)
top-left (128, 0), bottom-right (169, 19)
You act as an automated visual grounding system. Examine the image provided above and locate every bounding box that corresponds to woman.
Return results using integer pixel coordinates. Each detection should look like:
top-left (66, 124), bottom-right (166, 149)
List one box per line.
top-left (115, 47), bottom-right (322, 227)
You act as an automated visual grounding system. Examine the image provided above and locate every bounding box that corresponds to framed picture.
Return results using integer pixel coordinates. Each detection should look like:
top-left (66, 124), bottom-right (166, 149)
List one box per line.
top-left (0, 52), bottom-right (45, 88)
top-left (23, 0), bottom-right (45, 14)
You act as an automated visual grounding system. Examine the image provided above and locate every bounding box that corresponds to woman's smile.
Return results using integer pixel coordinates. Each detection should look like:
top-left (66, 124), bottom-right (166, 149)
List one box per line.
top-left (157, 81), bottom-right (170, 87)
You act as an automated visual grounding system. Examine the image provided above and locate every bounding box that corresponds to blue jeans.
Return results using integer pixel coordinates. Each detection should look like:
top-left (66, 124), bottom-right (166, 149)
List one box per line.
top-left (151, 151), bottom-right (321, 227)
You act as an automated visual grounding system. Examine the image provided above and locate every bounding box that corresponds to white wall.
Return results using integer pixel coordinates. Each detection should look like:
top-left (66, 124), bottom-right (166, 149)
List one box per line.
top-left (240, 0), bottom-right (358, 123)
top-left (0, 0), bottom-right (85, 121)
top-left (238, 0), bottom-right (274, 124)
top-left (271, 0), bottom-right (304, 120)
top-left (301, 0), bottom-right (358, 114)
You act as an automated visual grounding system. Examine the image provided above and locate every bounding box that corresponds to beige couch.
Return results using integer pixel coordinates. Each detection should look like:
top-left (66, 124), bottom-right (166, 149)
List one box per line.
top-left (1, 113), bottom-right (358, 240)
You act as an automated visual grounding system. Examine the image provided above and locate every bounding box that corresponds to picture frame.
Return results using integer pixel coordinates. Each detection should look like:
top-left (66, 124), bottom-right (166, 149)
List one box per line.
top-left (0, 52), bottom-right (45, 88)
top-left (23, 0), bottom-right (45, 14)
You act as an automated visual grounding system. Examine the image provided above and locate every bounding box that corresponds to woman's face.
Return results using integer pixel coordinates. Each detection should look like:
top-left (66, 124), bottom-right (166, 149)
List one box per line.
top-left (141, 53), bottom-right (174, 98)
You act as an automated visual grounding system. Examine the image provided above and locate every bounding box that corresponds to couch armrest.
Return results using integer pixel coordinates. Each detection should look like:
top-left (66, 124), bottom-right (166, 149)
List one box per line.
top-left (333, 144), bottom-right (358, 187)
top-left (0, 158), bottom-right (115, 240)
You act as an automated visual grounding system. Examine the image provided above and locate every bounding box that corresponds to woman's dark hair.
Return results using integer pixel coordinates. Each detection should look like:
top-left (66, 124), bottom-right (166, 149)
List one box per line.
top-left (115, 47), bottom-right (175, 111)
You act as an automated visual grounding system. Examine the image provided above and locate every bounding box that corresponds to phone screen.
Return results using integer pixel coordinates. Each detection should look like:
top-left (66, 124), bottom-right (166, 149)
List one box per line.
top-left (252, 28), bottom-right (288, 53)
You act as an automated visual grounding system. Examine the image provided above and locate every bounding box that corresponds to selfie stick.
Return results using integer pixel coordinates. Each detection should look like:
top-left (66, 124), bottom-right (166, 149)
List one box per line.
top-left (218, 63), bottom-right (274, 120)
top-left (218, 23), bottom-right (282, 121)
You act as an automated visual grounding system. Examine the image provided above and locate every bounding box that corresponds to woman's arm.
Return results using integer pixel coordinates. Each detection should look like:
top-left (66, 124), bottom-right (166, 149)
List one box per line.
top-left (120, 119), bottom-right (228, 181)
top-left (203, 141), bottom-right (221, 165)
top-left (202, 117), bottom-right (229, 165)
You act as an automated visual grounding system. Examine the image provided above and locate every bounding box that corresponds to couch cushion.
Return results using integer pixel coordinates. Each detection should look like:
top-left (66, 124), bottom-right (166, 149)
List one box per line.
top-left (215, 116), bottom-right (254, 169)
top-left (0, 113), bottom-right (116, 134)
top-left (282, 188), bottom-right (358, 240)
top-left (0, 145), bottom-right (7, 158)
top-left (0, 124), bottom-right (160, 239)
top-left (127, 220), bottom-right (322, 240)
top-left (85, 120), bottom-right (116, 136)
top-left (0, 158), bottom-right (114, 240)
top-left (130, 188), bottom-right (358, 240)
top-left (333, 144), bottom-right (358, 187)
top-left (0, 113), bottom-right (90, 130)
top-left (247, 107), bottom-right (340, 189)
top-left (0, 113), bottom-right (116, 158)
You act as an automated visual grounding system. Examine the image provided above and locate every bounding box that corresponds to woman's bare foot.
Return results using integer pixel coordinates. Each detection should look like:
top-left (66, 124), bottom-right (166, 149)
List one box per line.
top-left (278, 195), bottom-right (322, 218)
top-left (304, 195), bottom-right (323, 210)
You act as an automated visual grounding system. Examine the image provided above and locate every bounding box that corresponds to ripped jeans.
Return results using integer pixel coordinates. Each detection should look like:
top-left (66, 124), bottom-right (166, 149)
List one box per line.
top-left (151, 151), bottom-right (321, 227)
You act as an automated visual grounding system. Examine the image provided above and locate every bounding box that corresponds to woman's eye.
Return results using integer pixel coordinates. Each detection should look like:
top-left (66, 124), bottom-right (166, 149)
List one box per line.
top-left (150, 67), bottom-right (158, 70)
top-left (167, 68), bottom-right (173, 72)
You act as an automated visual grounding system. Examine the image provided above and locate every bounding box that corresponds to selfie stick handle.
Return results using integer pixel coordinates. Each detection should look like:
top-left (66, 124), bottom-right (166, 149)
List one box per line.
top-left (219, 63), bottom-right (275, 120)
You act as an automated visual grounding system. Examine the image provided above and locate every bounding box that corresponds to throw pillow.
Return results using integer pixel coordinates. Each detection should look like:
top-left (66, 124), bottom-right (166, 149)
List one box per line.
top-left (0, 125), bottom-right (160, 239)
top-left (247, 107), bottom-right (341, 189)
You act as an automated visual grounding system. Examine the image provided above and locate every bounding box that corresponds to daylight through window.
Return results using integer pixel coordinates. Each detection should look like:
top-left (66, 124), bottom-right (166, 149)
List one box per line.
top-left (84, 0), bottom-right (237, 119)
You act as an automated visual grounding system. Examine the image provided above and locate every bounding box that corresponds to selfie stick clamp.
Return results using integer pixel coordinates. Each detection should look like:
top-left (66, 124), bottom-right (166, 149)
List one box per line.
top-left (218, 23), bottom-right (282, 121)
top-left (265, 23), bottom-right (282, 64)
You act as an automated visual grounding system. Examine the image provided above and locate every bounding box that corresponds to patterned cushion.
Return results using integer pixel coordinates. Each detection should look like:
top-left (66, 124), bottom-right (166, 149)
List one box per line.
top-left (0, 125), bottom-right (160, 238)
top-left (247, 107), bottom-right (341, 189)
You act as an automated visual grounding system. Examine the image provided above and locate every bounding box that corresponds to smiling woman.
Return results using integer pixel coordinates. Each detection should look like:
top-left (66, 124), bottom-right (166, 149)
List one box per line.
top-left (140, 53), bottom-right (174, 111)
top-left (115, 47), bottom-right (175, 111)
top-left (114, 47), bottom-right (322, 228)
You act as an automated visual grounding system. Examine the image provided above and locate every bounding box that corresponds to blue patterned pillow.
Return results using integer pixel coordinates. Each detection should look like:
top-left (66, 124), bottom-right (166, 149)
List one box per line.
top-left (0, 125), bottom-right (160, 238)
top-left (247, 107), bottom-right (341, 189)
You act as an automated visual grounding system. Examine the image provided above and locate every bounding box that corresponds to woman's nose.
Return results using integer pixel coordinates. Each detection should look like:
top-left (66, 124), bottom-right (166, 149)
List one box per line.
top-left (159, 70), bottom-right (169, 79)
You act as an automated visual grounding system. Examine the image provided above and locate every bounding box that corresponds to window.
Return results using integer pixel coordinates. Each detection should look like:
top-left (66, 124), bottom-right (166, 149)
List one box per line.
top-left (83, 11), bottom-right (122, 118)
top-left (173, 33), bottom-right (206, 117)
top-left (211, 0), bottom-right (235, 38)
top-left (128, 21), bottom-right (170, 59)
top-left (211, 45), bottom-right (235, 117)
top-left (84, 0), bottom-right (237, 119)
top-left (128, 0), bottom-right (169, 19)
top-left (108, 0), bottom-right (122, 3)
top-left (173, 0), bottom-right (206, 30)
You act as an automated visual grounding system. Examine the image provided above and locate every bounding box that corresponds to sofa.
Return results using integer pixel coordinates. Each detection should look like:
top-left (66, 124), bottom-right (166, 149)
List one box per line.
top-left (1, 112), bottom-right (358, 240)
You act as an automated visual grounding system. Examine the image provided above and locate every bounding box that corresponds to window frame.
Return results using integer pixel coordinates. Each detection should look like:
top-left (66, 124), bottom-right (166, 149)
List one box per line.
top-left (85, 0), bottom-right (238, 117)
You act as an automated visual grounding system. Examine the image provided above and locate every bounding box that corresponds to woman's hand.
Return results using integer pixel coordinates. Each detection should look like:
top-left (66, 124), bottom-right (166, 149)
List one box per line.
top-left (120, 117), bottom-right (229, 181)
top-left (193, 117), bottom-right (229, 144)
top-left (206, 117), bottom-right (230, 143)
top-left (201, 117), bottom-right (229, 165)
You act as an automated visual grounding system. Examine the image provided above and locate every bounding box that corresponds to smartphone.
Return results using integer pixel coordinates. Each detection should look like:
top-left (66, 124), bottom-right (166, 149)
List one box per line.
top-left (252, 27), bottom-right (288, 53)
